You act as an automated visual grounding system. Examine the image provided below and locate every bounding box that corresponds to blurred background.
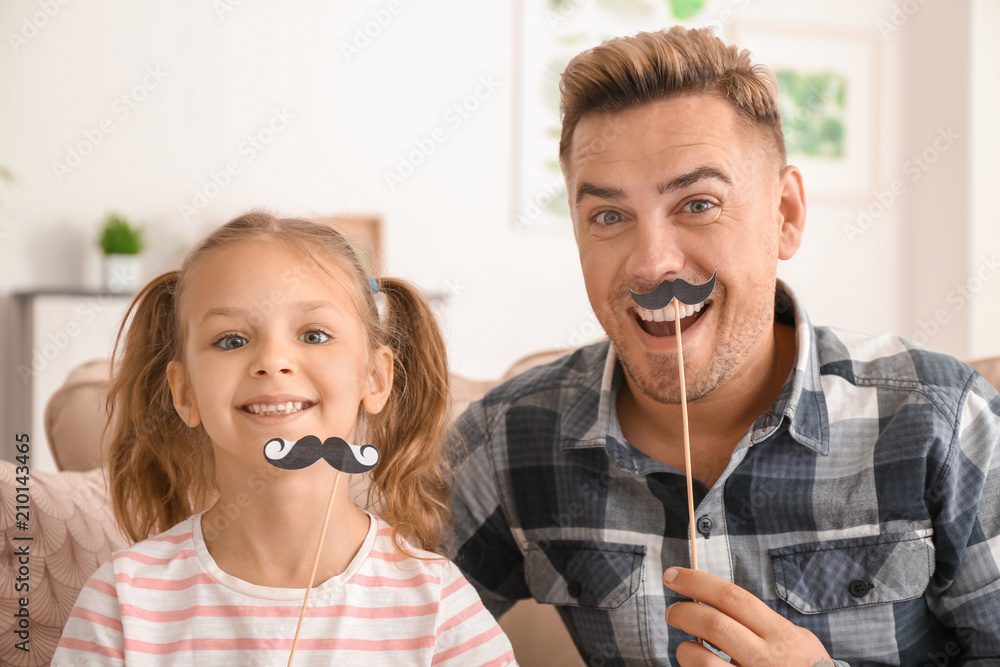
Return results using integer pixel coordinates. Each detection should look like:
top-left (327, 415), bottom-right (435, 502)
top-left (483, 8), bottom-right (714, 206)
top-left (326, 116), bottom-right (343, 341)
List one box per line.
top-left (2, 0), bottom-right (998, 469)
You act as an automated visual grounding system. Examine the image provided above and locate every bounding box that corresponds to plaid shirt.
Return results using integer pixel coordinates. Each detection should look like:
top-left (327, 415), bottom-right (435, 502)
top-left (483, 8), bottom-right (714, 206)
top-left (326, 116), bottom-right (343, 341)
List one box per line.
top-left (448, 286), bottom-right (1000, 666)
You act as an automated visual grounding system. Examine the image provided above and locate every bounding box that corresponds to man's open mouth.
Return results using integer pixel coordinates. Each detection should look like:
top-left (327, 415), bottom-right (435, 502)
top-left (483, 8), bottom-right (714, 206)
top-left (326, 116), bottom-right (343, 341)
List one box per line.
top-left (634, 300), bottom-right (710, 337)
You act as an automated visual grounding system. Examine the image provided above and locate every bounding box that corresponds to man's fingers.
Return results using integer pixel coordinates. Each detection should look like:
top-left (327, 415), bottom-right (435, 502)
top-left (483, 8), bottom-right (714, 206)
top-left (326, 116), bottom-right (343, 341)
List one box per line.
top-left (664, 569), bottom-right (835, 665)
top-left (666, 600), bottom-right (761, 657)
top-left (675, 637), bottom-right (735, 667)
top-left (663, 567), bottom-right (781, 638)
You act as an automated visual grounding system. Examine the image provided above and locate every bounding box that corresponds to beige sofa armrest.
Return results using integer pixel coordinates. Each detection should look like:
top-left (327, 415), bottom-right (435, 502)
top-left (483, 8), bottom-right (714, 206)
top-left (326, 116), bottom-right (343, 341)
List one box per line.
top-left (449, 349), bottom-right (585, 666)
top-left (44, 359), bottom-right (115, 472)
top-left (969, 356), bottom-right (1000, 393)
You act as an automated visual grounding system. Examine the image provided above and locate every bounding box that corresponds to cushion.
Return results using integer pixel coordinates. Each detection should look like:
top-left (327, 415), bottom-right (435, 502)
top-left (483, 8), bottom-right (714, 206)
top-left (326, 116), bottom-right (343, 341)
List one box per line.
top-left (0, 463), bottom-right (128, 665)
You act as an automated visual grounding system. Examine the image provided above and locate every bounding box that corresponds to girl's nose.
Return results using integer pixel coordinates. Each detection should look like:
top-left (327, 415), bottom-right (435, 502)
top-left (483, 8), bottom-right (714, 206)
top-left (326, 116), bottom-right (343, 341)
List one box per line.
top-left (251, 338), bottom-right (295, 376)
top-left (254, 365), bottom-right (293, 376)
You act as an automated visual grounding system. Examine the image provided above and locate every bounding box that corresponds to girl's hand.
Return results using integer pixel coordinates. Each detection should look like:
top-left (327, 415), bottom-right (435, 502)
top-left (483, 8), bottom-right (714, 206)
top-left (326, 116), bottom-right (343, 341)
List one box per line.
top-left (663, 567), bottom-right (835, 666)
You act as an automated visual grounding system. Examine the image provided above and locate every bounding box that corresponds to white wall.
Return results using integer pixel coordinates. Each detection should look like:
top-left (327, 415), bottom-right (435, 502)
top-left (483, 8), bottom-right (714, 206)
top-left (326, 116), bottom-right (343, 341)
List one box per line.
top-left (969, 0), bottom-right (1000, 359)
top-left (1, 0), bottom-right (997, 465)
top-left (900, 0), bottom-right (973, 356)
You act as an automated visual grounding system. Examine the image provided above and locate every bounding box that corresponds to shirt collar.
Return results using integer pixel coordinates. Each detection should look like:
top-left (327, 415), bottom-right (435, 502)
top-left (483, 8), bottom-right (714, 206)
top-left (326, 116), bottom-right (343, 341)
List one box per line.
top-left (559, 280), bottom-right (829, 456)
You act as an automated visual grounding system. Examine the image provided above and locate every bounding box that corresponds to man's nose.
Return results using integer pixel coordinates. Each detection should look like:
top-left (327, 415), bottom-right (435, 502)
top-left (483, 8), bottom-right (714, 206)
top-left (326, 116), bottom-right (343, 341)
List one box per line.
top-left (625, 218), bottom-right (685, 284)
top-left (251, 337), bottom-right (295, 376)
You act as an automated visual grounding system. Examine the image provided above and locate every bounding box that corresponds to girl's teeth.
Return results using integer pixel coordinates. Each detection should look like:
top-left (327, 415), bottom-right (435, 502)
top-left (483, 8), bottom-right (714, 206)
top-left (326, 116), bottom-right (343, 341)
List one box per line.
top-left (246, 401), bottom-right (305, 415)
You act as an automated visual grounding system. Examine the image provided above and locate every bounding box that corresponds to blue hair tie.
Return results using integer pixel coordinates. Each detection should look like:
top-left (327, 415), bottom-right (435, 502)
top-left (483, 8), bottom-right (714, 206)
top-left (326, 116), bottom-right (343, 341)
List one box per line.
top-left (368, 277), bottom-right (379, 294)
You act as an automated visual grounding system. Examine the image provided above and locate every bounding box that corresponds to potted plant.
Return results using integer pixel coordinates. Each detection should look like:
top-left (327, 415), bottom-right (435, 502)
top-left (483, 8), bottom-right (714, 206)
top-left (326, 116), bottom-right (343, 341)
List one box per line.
top-left (98, 213), bottom-right (145, 293)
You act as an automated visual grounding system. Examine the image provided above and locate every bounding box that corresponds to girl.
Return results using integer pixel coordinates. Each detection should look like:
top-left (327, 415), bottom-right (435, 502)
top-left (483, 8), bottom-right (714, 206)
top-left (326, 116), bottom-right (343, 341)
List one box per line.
top-left (53, 212), bottom-right (516, 666)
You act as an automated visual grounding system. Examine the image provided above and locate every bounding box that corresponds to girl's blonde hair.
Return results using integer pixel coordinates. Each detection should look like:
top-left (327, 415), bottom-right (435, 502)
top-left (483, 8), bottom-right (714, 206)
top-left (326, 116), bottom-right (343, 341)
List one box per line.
top-left (107, 210), bottom-right (451, 553)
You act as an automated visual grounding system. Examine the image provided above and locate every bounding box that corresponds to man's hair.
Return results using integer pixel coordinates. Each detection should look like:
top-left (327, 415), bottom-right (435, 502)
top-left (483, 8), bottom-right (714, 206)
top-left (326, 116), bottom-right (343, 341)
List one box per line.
top-left (558, 26), bottom-right (786, 170)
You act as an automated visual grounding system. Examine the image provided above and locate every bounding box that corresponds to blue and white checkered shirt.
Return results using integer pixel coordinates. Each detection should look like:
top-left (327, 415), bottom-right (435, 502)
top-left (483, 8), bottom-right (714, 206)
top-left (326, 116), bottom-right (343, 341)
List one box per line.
top-left (448, 285), bottom-right (1000, 665)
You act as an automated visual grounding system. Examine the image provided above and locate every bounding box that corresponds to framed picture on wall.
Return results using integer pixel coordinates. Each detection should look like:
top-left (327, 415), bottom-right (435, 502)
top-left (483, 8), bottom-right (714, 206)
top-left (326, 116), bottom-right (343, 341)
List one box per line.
top-left (730, 23), bottom-right (880, 203)
top-left (511, 0), bottom-right (741, 235)
top-left (314, 215), bottom-right (383, 275)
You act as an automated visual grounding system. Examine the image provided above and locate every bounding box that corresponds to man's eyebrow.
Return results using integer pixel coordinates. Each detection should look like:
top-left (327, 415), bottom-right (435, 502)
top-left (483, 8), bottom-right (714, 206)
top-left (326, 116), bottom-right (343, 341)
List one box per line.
top-left (575, 182), bottom-right (628, 204)
top-left (575, 167), bottom-right (731, 205)
top-left (657, 166), bottom-right (732, 194)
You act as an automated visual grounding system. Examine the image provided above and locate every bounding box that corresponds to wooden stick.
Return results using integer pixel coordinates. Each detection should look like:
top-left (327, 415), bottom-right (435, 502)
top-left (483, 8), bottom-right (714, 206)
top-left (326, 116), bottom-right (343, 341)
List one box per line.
top-left (673, 298), bottom-right (698, 573)
top-left (674, 298), bottom-right (704, 648)
top-left (287, 471), bottom-right (342, 667)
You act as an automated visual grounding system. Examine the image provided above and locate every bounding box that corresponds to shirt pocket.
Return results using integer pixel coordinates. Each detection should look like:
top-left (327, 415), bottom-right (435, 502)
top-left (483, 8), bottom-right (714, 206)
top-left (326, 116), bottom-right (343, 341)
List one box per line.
top-left (524, 541), bottom-right (645, 609)
top-left (770, 530), bottom-right (934, 614)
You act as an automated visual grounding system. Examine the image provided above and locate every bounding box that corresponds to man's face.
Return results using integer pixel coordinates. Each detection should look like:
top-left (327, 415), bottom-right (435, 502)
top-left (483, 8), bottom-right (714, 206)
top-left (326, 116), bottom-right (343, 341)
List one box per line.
top-left (566, 94), bottom-right (802, 404)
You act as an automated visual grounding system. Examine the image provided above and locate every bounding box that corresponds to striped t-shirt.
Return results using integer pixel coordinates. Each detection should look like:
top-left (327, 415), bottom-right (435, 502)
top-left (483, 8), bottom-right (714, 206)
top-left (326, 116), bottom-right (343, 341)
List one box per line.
top-left (53, 512), bottom-right (516, 666)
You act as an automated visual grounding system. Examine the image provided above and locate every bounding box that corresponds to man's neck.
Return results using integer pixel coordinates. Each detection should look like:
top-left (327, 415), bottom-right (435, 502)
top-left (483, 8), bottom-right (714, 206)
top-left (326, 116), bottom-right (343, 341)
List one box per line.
top-left (616, 321), bottom-right (797, 488)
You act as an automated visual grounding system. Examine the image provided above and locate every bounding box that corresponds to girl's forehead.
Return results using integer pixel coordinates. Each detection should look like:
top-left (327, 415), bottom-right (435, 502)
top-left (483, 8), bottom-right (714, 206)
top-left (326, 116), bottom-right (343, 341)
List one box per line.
top-left (181, 240), bottom-right (361, 318)
top-left (190, 239), bottom-right (348, 282)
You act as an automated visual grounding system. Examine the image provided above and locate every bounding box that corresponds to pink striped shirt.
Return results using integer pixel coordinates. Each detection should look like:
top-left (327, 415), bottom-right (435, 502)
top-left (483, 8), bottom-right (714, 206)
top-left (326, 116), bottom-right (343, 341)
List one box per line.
top-left (53, 513), bottom-right (516, 666)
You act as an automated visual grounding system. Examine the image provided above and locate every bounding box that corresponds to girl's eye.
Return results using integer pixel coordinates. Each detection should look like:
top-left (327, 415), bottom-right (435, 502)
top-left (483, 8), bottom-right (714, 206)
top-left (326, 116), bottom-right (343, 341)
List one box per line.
top-left (683, 200), bottom-right (716, 214)
top-left (593, 210), bottom-right (625, 226)
top-left (214, 334), bottom-right (247, 350)
top-left (300, 329), bottom-right (331, 345)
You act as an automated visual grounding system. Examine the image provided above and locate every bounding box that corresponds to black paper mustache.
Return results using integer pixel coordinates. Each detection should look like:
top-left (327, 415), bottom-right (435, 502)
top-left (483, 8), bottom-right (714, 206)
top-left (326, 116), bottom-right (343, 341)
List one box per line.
top-left (263, 436), bottom-right (380, 473)
top-left (629, 270), bottom-right (717, 310)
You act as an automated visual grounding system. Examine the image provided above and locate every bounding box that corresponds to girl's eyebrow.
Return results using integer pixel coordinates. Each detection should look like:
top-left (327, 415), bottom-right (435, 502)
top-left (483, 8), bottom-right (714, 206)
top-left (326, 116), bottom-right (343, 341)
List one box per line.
top-left (198, 301), bottom-right (344, 325)
top-left (199, 306), bottom-right (244, 325)
top-left (295, 301), bottom-right (344, 315)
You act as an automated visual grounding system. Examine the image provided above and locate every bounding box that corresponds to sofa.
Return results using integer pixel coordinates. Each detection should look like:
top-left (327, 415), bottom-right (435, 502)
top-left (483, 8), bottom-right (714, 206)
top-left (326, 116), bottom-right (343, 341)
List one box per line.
top-left (1, 348), bottom-right (586, 667)
top-left (4, 350), bottom-right (1000, 667)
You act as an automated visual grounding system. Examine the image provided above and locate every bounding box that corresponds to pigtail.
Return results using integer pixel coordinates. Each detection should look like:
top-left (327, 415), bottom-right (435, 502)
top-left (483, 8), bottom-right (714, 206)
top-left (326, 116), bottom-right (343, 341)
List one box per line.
top-left (106, 271), bottom-right (216, 543)
top-left (365, 278), bottom-right (451, 554)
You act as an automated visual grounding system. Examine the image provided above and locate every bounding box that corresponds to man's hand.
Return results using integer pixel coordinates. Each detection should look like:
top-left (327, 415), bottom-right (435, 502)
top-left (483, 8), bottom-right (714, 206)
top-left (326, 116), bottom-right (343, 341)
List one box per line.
top-left (663, 567), bottom-right (835, 666)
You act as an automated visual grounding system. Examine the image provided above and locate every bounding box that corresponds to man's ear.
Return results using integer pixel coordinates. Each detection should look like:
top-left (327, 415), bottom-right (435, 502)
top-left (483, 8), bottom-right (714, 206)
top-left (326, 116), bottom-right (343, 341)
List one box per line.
top-left (361, 346), bottom-right (394, 415)
top-left (166, 360), bottom-right (202, 428)
top-left (776, 165), bottom-right (807, 261)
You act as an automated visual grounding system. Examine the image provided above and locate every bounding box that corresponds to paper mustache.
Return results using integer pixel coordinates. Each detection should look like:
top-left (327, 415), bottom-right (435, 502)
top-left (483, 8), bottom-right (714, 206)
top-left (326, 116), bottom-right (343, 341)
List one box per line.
top-left (629, 271), bottom-right (717, 310)
top-left (263, 436), bottom-right (380, 473)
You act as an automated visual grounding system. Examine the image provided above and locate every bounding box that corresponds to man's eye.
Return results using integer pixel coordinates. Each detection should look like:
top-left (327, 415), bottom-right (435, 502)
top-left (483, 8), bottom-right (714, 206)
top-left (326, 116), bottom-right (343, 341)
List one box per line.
top-left (214, 334), bottom-right (247, 350)
top-left (594, 210), bottom-right (625, 225)
top-left (683, 200), bottom-right (715, 214)
top-left (300, 330), bottom-right (331, 344)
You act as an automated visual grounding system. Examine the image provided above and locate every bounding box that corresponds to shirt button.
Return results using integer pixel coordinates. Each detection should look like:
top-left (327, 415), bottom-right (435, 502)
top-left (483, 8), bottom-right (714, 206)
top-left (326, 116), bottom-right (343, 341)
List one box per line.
top-left (848, 579), bottom-right (872, 597)
top-left (566, 581), bottom-right (582, 598)
top-left (696, 516), bottom-right (713, 536)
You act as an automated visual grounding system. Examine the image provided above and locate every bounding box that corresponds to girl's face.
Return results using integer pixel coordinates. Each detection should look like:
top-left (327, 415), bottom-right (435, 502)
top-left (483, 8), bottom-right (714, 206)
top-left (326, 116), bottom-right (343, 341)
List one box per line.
top-left (166, 240), bottom-right (392, 473)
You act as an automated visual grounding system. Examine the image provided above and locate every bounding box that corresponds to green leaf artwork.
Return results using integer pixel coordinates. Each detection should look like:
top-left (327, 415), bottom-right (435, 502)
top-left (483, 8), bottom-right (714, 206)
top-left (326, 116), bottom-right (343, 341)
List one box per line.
top-left (530, 0), bottom-right (711, 231)
top-left (776, 69), bottom-right (848, 159)
top-left (669, 0), bottom-right (705, 21)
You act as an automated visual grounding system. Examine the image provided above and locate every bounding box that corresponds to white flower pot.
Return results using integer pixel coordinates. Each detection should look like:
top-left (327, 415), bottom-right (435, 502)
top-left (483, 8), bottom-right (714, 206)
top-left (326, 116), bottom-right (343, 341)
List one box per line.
top-left (104, 254), bottom-right (143, 293)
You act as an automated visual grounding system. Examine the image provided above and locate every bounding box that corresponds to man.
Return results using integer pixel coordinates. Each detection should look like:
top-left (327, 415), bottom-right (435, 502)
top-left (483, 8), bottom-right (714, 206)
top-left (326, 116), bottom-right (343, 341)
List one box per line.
top-left (448, 26), bottom-right (1000, 666)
